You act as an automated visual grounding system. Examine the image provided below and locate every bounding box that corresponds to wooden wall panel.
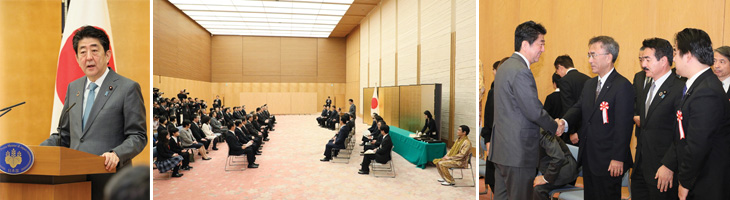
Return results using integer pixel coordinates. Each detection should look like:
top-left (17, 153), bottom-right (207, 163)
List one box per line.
top-left (291, 93), bottom-right (318, 114)
top-left (153, 0), bottom-right (210, 82)
top-left (360, 20), bottom-right (370, 108)
top-left (454, 0), bottom-right (477, 144)
top-left (420, 0), bottom-right (452, 140)
top-left (363, 88), bottom-right (374, 124)
top-left (211, 36), bottom-right (243, 82)
top-left (396, 0), bottom-right (419, 86)
top-left (243, 37), bottom-right (281, 76)
top-left (368, 7), bottom-right (381, 87)
top-left (380, 87), bottom-right (400, 128)
top-left (380, 0), bottom-right (397, 87)
top-left (266, 93), bottom-right (292, 114)
top-left (240, 93), bottom-right (267, 113)
top-left (346, 26), bottom-right (361, 117)
top-left (282, 38), bottom-right (317, 77)
top-left (318, 38), bottom-right (347, 83)
top-left (154, 76), bottom-right (212, 104)
top-left (399, 86), bottom-right (423, 132)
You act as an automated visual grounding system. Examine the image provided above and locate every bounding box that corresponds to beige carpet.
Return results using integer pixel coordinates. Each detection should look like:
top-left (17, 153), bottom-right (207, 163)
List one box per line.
top-left (153, 114), bottom-right (476, 199)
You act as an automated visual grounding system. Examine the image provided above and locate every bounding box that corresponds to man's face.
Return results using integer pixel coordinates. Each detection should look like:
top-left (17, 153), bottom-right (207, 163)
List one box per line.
top-left (522, 34), bottom-right (545, 64)
top-left (673, 44), bottom-right (690, 77)
top-left (588, 42), bottom-right (612, 75)
top-left (76, 37), bottom-right (110, 80)
top-left (555, 64), bottom-right (567, 77)
top-left (713, 52), bottom-right (730, 79)
top-left (640, 48), bottom-right (662, 79)
top-left (457, 127), bottom-right (465, 137)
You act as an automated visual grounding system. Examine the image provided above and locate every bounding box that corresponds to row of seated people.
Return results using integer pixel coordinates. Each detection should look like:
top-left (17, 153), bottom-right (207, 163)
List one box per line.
top-left (316, 105), bottom-right (341, 130)
top-left (320, 114), bottom-right (354, 162)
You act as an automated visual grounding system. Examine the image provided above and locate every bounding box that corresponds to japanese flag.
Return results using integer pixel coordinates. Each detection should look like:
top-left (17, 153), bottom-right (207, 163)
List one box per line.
top-left (371, 87), bottom-right (379, 116)
top-left (50, 0), bottom-right (116, 134)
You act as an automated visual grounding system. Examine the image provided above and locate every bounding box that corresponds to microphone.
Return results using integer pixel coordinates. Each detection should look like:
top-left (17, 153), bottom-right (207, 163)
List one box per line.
top-left (55, 103), bottom-right (76, 146)
top-left (0, 102), bottom-right (26, 118)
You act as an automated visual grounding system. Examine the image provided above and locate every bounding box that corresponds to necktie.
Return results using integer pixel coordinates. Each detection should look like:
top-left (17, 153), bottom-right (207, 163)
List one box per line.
top-left (682, 86), bottom-right (687, 100)
top-left (643, 77), bottom-right (653, 94)
top-left (83, 82), bottom-right (99, 130)
top-left (645, 81), bottom-right (655, 116)
top-left (595, 80), bottom-right (602, 101)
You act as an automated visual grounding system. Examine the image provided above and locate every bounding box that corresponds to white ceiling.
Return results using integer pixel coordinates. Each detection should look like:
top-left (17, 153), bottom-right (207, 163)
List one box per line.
top-left (169, 0), bottom-right (354, 38)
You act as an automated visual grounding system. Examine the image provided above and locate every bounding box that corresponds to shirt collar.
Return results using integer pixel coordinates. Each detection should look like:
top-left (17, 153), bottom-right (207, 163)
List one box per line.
top-left (685, 67), bottom-right (712, 93)
top-left (720, 76), bottom-right (730, 91)
top-left (85, 67), bottom-right (110, 91)
top-left (514, 52), bottom-right (531, 69)
top-left (651, 70), bottom-right (673, 90)
top-left (597, 68), bottom-right (615, 85)
top-left (566, 68), bottom-right (577, 73)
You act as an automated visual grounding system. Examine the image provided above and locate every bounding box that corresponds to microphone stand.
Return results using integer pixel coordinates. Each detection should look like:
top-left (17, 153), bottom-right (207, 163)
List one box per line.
top-left (0, 102), bottom-right (26, 118)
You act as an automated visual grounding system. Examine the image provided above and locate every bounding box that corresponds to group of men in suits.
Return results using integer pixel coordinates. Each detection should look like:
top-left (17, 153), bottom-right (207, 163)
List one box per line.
top-left (489, 20), bottom-right (730, 200)
top-left (317, 105), bottom-right (340, 130)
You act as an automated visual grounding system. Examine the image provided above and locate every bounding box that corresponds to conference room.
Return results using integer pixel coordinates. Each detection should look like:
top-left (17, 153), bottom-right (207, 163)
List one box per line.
top-left (152, 0), bottom-right (477, 199)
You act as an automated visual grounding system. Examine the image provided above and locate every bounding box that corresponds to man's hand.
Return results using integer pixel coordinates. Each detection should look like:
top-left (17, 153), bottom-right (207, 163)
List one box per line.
top-left (570, 133), bottom-right (579, 144)
top-left (678, 183), bottom-right (688, 200)
top-left (633, 115), bottom-right (641, 127)
top-left (101, 152), bottom-right (119, 172)
top-left (201, 138), bottom-right (207, 141)
top-left (555, 118), bottom-right (565, 136)
top-left (608, 160), bottom-right (624, 177)
top-left (655, 165), bottom-right (674, 192)
top-left (533, 175), bottom-right (548, 187)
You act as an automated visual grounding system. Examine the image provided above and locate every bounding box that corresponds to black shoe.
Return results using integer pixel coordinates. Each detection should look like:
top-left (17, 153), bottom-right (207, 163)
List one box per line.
top-left (358, 170), bottom-right (369, 175)
top-left (212, 148), bottom-right (219, 151)
top-left (182, 166), bottom-right (192, 170)
top-left (256, 152), bottom-right (262, 155)
top-left (202, 157), bottom-right (212, 160)
top-left (320, 158), bottom-right (331, 162)
top-left (172, 173), bottom-right (184, 177)
top-left (359, 143), bottom-right (364, 146)
top-left (263, 138), bottom-right (270, 141)
top-left (248, 164), bottom-right (259, 168)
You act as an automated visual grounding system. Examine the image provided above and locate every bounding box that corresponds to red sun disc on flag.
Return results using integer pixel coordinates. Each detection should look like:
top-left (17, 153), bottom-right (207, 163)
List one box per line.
top-left (371, 98), bottom-right (378, 109)
top-left (56, 26), bottom-right (115, 104)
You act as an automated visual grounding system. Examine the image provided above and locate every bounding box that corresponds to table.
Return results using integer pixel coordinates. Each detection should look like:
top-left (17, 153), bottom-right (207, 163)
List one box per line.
top-left (388, 126), bottom-right (446, 169)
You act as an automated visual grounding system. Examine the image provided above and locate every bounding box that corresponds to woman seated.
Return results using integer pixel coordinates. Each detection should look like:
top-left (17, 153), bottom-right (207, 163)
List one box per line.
top-left (155, 129), bottom-right (184, 177)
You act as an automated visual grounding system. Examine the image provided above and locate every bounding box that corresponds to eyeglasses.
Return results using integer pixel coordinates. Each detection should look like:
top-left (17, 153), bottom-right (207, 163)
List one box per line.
top-left (587, 53), bottom-right (610, 59)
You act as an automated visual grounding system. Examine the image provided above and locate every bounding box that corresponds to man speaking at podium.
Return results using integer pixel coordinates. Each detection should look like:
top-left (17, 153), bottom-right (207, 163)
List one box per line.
top-left (40, 26), bottom-right (147, 199)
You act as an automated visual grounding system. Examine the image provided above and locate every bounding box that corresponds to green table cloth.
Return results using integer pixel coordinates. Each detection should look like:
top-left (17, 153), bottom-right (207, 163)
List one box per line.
top-left (388, 126), bottom-right (446, 169)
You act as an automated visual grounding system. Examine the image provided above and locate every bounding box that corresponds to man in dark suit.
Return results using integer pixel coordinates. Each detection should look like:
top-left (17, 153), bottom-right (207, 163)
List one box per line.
top-left (713, 46), bottom-right (730, 99)
top-left (668, 28), bottom-right (730, 200)
top-left (560, 36), bottom-right (634, 200)
top-left (224, 122), bottom-right (258, 168)
top-left (320, 115), bottom-right (351, 162)
top-left (190, 115), bottom-right (212, 152)
top-left (532, 131), bottom-right (579, 200)
top-left (553, 54), bottom-right (590, 145)
top-left (325, 106), bottom-right (339, 130)
top-left (213, 95), bottom-right (222, 109)
top-left (489, 21), bottom-right (562, 200)
top-left (325, 96), bottom-right (332, 107)
top-left (631, 38), bottom-right (683, 199)
top-left (233, 107), bottom-right (244, 120)
top-left (317, 105), bottom-right (329, 125)
top-left (544, 73), bottom-right (563, 119)
top-left (235, 120), bottom-right (261, 155)
top-left (358, 124), bottom-right (393, 175)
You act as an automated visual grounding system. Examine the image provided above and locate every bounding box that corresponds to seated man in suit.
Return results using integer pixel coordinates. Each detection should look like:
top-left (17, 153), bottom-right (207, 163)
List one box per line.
top-left (434, 125), bottom-right (473, 186)
top-left (326, 106), bottom-right (340, 130)
top-left (532, 131), bottom-right (579, 200)
top-left (224, 122), bottom-right (259, 168)
top-left (358, 124), bottom-right (393, 175)
top-left (235, 120), bottom-right (261, 155)
top-left (363, 120), bottom-right (386, 153)
top-left (250, 114), bottom-right (270, 141)
top-left (189, 114), bottom-right (212, 150)
top-left (263, 104), bottom-right (275, 124)
top-left (362, 114), bottom-right (382, 146)
top-left (544, 73), bottom-right (563, 118)
top-left (168, 127), bottom-right (192, 171)
top-left (317, 105), bottom-right (329, 126)
top-left (320, 115), bottom-right (351, 162)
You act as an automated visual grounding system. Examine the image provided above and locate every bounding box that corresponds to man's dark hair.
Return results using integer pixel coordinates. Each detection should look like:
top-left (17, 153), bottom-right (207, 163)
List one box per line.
top-left (234, 120), bottom-right (242, 127)
top-left (182, 120), bottom-right (191, 127)
top-left (553, 55), bottom-right (574, 69)
top-left (227, 122), bottom-right (235, 129)
top-left (349, 99), bottom-right (353, 102)
top-left (514, 21), bottom-right (546, 52)
top-left (340, 115), bottom-right (349, 123)
top-left (552, 73), bottom-right (561, 84)
top-left (72, 26), bottom-right (110, 55)
top-left (256, 107), bottom-right (261, 112)
top-left (716, 46), bottom-right (730, 61)
top-left (459, 125), bottom-right (470, 135)
top-left (589, 36), bottom-right (620, 63)
top-left (380, 124), bottom-right (390, 133)
top-left (641, 38), bottom-right (674, 66)
top-left (169, 127), bottom-right (179, 134)
top-left (675, 28), bottom-right (714, 66)
top-left (104, 166), bottom-right (149, 200)
top-left (159, 116), bottom-right (167, 125)
top-left (201, 116), bottom-right (210, 124)
top-left (492, 60), bottom-right (501, 70)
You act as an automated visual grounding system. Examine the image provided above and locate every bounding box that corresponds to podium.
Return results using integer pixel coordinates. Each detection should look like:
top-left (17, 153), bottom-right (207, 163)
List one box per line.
top-left (0, 146), bottom-right (114, 200)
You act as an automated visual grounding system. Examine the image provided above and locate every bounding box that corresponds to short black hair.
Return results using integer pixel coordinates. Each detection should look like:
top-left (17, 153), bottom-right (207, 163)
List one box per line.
top-left (349, 99), bottom-right (353, 102)
top-left (169, 127), bottom-right (179, 134)
top-left (201, 116), bottom-right (210, 124)
top-left (182, 120), bottom-right (191, 127)
top-left (459, 125), bottom-right (470, 135)
top-left (553, 55), bottom-right (574, 69)
top-left (256, 107), bottom-right (261, 112)
top-left (514, 21), bottom-right (547, 52)
top-left (492, 60), bottom-right (501, 70)
top-left (227, 122), bottom-right (235, 129)
top-left (340, 115), bottom-right (349, 123)
top-left (159, 116), bottom-right (167, 124)
top-left (641, 38), bottom-right (674, 66)
top-left (380, 124), bottom-right (390, 133)
top-left (552, 73), bottom-right (561, 84)
top-left (675, 28), bottom-right (714, 66)
top-left (72, 26), bottom-right (110, 55)
top-left (234, 120), bottom-right (242, 127)
top-left (716, 46), bottom-right (730, 61)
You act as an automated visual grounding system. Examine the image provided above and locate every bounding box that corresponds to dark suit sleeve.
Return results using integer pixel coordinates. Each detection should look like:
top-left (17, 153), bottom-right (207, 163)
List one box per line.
top-left (609, 81), bottom-right (635, 162)
top-left (539, 134), bottom-right (568, 183)
top-left (632, 73), bottom-right (642, 116)
top-left (558, 78), bottom-right (575, 116)
top-left (675, 87), bottom-right (726, 190)
top-left (513, 68), bottom-right (558, 134)
top-left (113, 82), bottom-right (148, 162)
top-left (376, 136), bottom-right (393, 156)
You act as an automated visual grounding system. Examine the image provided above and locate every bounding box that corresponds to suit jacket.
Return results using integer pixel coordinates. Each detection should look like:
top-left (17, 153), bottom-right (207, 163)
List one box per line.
top-left (325, 99), bottom-right (332, 106)
top-left (41, 68), bottom-right (147, 169)
top-left (233, 111), bottom-right (243, 120)
top-left (210, 118), bottom-right (222, 133)
top-left (234, 127), bottom-right (250, 144)
top-left (563, 69), bottom-right (634, 176)
top-left (421, 118), bottom-right (437, 136)
top-left (374, 134), bottom-right (393, 163)
top-left (190, 123), bottom-right (205, 142)
top-left (559, 69), bottom-right (591, 116)
top-left (544, 91), bottom-right (563, 118)
top-left (332, 125), bottom-right (351, 149)
top-left (178, 128), bottom-right (196, 147)
top-left (213, 99), bottom-right (221, 108)
top-left (662, 70), bottom-right (730, 196)
top-left (634, 72), bottom-right (683, 179)
top-left (632, 71), bottom-right (650, 141)
top-left (349, 104), bottom-right (356, 116)
top-left (489, 53), bottom-right (558, 168)
top-left (538, 131), bottom-right (578, 185)
top-left (320, 109), bottom-right (328, 117)
top-left (169, 137), bottom-right (184, 154)
top-left (224, 130), bottom-right (246, 156)
top-left (482, 83), bottom-right (494, 142)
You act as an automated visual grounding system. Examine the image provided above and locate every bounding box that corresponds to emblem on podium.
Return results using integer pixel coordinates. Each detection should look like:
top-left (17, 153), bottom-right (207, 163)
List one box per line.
top-left (0, 143), bottom-right (34, 175)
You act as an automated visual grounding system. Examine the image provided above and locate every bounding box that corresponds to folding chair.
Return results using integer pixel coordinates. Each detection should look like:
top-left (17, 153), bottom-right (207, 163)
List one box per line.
top-left (449, 152), bottom-right (475, 187)
top-left (371, 153), bottom-right (396, 178)
top-left (225, 154), bottom-right (247, 171)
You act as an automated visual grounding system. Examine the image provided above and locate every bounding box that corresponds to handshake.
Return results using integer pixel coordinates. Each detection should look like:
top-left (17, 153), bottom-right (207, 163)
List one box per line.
top-left (554, 118), bottom-right (566, 137)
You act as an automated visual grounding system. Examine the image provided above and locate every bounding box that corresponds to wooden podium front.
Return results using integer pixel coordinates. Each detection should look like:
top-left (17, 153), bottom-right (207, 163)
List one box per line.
top-left (0, 146), bottom-right (114, 200)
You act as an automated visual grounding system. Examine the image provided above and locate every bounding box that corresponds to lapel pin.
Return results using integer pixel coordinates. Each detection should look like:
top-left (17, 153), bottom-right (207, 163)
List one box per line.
top-left (659, 91), bottom-right (666, 99)
top-left (106, 86), bottom-right (113, 96)
top-left (76, 91), bottom-right (80, 97)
